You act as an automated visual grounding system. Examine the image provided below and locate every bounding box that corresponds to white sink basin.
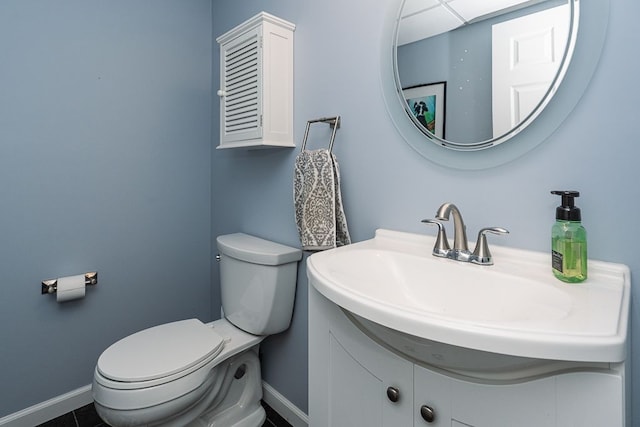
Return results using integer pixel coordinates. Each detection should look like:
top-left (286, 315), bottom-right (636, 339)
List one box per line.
top-left (307, 229), bottom-right (630, 374)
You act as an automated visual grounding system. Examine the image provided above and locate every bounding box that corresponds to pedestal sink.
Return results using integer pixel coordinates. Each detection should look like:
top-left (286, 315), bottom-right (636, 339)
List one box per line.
top-left (307, 229), bottom-right (630, 378)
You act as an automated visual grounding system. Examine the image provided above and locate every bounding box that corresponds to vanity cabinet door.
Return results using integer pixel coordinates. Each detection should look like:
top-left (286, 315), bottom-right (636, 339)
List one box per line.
top-left (327, 315), bottom-right (414, 426)
top-left (414, 364), bottom-right (556, 427)
top-left (414, 364), bottom-right (625, 427)
top-left (328, 335), bottom-right (383, 426)
top-left (450, 375), bottom-right (555, 427)
top-left (556, 370), bottom-right (625, 426)
top-left (328, 334), bottom-right (413, 426)
top-left (414, 365), bottom-right (452, 426)
top-left (310, 286), bottom-right (414, 427)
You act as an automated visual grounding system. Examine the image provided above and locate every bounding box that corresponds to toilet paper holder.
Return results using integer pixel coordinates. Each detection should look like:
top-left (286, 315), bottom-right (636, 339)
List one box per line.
top-left (41, 272), bottom-right (98, 294)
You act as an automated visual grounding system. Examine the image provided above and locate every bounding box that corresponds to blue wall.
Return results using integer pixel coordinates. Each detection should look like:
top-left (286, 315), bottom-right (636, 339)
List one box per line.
top-left (0, 0), bottom-right (212, 417)
top-left (212, 0), bottom-right (640, 423)
top-left (1, 0), bottom-right (639, 425)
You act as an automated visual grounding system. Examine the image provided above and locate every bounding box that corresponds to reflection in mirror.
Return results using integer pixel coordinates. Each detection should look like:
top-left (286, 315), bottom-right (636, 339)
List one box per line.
top-left (394, 0), bottom-right (578, 150)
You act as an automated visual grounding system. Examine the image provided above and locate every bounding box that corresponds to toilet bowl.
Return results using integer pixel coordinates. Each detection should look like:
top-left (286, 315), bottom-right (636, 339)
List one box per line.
top-left (92, 233), bottom-right (302, 426)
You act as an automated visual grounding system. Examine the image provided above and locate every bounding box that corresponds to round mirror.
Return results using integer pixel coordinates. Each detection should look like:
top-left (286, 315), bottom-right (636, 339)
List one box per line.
top-left (394, 0), bottom-right (578, 151)
top-left (381, 0), bottom-right (609, 169)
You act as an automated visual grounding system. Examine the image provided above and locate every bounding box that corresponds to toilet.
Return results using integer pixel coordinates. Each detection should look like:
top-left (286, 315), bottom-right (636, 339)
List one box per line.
top-left (92, 233), bottom-right (302, 427)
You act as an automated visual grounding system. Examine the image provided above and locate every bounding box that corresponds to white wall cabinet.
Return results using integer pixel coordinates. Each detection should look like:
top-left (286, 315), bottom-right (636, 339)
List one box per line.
top-left (216, 12), bottom-right (295, 149)
top-left (309, 286), bottom-right (628, 426)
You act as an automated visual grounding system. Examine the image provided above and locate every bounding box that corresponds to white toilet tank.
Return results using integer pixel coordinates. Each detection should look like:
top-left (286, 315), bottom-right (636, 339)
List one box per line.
top-left (217, 233), bottom-right (302, 336)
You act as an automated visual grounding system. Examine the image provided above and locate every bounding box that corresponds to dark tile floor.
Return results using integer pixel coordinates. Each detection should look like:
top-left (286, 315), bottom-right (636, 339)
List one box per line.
top-left (261, 401), bottom-right (293, 427)
top-left (36, 403), bottom-right (105, 427)
top-left (36, 401), bottom-right (292, 427)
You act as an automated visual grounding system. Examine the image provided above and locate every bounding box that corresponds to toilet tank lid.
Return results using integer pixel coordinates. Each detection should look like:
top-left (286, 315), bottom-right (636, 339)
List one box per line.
top-left (217, 233), bottom-right (302, 265)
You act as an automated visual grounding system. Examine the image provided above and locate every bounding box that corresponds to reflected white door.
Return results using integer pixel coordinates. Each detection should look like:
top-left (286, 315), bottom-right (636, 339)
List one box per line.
top-left (492, 4), bottom-right (570, 137)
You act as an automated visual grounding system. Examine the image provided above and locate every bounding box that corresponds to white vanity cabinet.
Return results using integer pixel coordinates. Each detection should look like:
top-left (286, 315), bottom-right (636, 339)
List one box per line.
top-left (309, 286), bottom-right (628, 426)
top-left (216, 12), bottom-right (295, 149)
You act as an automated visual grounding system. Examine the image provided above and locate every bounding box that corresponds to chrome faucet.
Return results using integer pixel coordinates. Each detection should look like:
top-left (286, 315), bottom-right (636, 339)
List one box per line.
top-left (422, 202), bottom-right (509, 265)
top-left (436, 202), bottom-right (470, 260)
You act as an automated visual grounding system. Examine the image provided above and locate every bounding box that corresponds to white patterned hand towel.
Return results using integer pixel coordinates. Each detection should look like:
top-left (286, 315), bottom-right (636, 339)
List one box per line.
top-left (294, 149), bottom-right (351, 251)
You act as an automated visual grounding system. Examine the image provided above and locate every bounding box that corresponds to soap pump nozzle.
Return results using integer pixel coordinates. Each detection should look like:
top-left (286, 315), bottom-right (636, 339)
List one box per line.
top-left (551, 190), bottom-right (581, 221)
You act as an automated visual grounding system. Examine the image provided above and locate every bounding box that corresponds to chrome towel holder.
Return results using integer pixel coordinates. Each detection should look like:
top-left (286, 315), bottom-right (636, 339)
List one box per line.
top-left (300, 116), bottom-right (341, 152)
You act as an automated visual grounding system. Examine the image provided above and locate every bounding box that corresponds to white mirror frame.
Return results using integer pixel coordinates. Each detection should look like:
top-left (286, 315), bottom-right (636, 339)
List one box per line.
top-left (380, 0), bottom-right (609, 170)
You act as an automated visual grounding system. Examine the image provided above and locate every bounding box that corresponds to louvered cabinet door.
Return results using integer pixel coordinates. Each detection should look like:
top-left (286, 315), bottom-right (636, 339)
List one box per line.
top-left (219, 27), bottom-right (262, 144)
top-left (216, 12), bottom-right (295, 149)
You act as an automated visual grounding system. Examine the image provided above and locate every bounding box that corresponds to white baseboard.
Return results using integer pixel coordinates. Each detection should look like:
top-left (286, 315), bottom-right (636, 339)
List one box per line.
top-left (0, 381), bottom-right (308, 427)
top-left (0, 385), bottom-right (92, 427)
top-left (262, 381), bottom-right (309, 427)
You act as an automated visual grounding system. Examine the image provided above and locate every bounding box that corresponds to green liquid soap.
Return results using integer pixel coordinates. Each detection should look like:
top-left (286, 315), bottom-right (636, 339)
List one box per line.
top-left (551, 191), bottom-right (587, 283)
top-left (552, 222), bottom-right (587, 282)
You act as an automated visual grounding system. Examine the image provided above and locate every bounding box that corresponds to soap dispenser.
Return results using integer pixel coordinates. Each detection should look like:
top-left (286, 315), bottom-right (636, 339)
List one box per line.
top-left (551, 191), bottom-right (587, 283)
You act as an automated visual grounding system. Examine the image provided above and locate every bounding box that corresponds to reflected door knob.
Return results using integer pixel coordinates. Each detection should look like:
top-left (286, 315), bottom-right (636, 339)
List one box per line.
top-left (420, 405), bottom-right (435, 423)
top-left (386, 386), bottom-right (400, 403)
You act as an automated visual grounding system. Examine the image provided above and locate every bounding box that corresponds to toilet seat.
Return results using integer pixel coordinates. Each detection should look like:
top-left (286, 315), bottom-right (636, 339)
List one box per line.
top-left (96, 319), bottom-right (224, 389)
top-left (93, 318), bottom-right (264, 412)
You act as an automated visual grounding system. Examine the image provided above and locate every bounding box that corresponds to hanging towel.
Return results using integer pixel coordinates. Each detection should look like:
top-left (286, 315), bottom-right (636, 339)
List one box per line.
top-left (294, 149), bottom-right (351, 251)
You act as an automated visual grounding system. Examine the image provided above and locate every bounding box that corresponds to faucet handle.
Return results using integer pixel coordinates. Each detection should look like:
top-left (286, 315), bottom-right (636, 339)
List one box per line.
top-left (421, 219), bottom-right (451, 257)
top-left (471, 227), bottom-right (509, 265)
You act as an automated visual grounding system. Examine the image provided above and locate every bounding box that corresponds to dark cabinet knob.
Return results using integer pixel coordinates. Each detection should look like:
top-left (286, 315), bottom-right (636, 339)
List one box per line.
top-left (386, 386), bottom-right (400, 403)
top-left (420, 405), bottom-right (435, 423)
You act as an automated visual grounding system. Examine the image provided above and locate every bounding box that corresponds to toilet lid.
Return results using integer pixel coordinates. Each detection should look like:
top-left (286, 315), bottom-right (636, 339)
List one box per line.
top-left (97, 319), bottom-right (224, 382)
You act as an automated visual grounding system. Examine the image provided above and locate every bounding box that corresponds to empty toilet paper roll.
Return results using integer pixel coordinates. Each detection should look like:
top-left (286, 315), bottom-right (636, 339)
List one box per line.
top-left (56, 274), bottom-right (86, 302)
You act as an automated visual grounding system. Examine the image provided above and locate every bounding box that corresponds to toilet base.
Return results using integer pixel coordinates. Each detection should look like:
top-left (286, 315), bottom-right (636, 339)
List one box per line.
top-left (189, 404), bottom-right (265, 427)
top-left (188, 347), bottom-right (266, 427)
